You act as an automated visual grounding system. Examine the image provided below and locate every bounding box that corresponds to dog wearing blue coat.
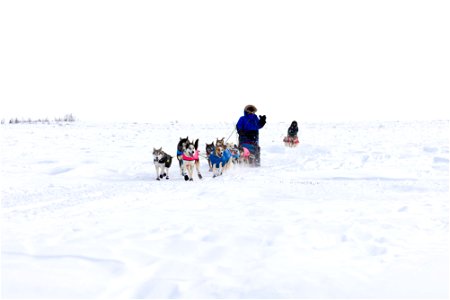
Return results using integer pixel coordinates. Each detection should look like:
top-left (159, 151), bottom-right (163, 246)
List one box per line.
top-left (209, 145), bottom-right (233, 177)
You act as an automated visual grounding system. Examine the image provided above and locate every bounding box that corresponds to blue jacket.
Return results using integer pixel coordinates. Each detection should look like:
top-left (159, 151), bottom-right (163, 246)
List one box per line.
top-left (236, 111), bottom-right (265, 144)
top-left (222, 148), bottom-right (232, 163)
top-left (209, 149), bottom-right (232, 168)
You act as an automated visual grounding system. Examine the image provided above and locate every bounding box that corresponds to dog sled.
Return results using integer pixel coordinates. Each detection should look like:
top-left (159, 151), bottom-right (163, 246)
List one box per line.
top-left (283, 136), bottom-right (299, 148)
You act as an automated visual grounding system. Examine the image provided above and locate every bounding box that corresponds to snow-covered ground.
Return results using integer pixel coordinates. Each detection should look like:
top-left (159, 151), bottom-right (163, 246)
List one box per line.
top-left (1, 120), bottom-right (448, 298)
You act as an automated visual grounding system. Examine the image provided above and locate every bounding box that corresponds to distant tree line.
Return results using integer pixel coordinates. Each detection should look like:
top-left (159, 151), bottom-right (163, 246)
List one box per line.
top-left (1, 113), bottom-right (76, 124)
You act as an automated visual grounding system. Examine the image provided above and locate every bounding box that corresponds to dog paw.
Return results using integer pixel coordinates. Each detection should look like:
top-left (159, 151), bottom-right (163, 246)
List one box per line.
top-left (189, 178), bottom-right (193, 181)
top-left (160, 174), bottom-right (164, 178)
top-left (156, 178), bottom-right (160, 181)
top-left (198, 174), bottom-right (203, 179)
top-left (166, 177), bottom-right (169, 180)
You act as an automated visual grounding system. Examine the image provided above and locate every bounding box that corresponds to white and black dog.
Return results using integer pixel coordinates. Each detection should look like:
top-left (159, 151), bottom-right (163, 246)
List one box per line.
top-left (177, 137), bottom-right (203, 181)
top-left (177, 137), bottom-right (190, 176)
top-left (181, 138), bottom-right (202, 181)
top-left (153, 147), bottom-right (173, 180)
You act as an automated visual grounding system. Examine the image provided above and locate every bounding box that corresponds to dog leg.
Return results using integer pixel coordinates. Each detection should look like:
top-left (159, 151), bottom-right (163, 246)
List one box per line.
top-left (212, 164), bottom-right (222, 178)
top-left (213, 164), bottom-right (218, 178)
top-left (155, 165), bottom-right (161, 180)
top-left (184, 166), bottom-right (190, 181)
top-left (183, 163), bottom-right (191, 181)
top-left (188, 164), bottom-right (194, 181)
top-left (181, 160), bottom-right (189, 180)
top-left (178, 156), bottom-right (185, 176)
top-left (159, 166), bottom-right (165, 179)
top-left (195, 160), bottom-right (202, 179)
top-left (162, 167), bottom-right (168, 179)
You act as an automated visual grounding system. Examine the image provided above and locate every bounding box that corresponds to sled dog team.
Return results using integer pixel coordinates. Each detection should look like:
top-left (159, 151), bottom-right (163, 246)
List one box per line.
top-left (153, 104), bottom-right (300, 181)
top-left (153, 137), bottom-right (252, 181)
top-left (153, 130), bottom-right (298, 181)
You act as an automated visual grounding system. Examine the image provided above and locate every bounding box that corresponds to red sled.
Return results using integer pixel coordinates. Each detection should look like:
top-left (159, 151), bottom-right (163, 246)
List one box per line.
top-left (283, 136), bottom-right (299, 147)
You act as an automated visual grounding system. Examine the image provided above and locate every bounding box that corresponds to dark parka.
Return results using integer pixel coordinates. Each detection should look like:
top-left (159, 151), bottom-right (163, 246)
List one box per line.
top-left (287, 121), bottom-right (298, 138)
top-left (236, 105), bottom-right (266, 145)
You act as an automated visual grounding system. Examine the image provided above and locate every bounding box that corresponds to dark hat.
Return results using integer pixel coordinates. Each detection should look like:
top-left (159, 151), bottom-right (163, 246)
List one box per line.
top-left (244, 105), bottom-right (257, 114)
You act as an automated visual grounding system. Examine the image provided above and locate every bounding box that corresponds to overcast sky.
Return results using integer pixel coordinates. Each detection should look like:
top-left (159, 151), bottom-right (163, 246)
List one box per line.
top-left (1, 1), bottom-right (448, 123)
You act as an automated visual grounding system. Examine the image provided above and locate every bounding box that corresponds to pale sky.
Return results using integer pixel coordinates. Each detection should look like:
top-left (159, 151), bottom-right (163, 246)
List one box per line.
top-left (1, 1), bottom-right (449, 123)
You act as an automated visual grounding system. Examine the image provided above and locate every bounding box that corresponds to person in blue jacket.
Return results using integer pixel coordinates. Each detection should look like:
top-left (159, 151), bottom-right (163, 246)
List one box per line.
top-left (236, 104), bottom-right (266, 166)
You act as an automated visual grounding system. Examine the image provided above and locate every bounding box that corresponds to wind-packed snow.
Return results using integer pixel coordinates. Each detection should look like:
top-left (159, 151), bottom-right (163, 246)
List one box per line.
top-left (1, 120), bottom-right (448, 298)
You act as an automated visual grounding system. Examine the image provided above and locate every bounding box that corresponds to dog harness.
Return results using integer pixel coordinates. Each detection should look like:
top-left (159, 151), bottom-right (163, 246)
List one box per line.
top-left (231, 151), bottom-right (240, 159)
top-left (182, 150), bottom-right (199, 161)
top-left (158, 155), bottom-right (173, 168)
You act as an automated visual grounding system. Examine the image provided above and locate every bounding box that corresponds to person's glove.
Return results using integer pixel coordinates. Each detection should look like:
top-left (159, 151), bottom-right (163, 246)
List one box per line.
top-left (259, 115), bottom-right (266, 126)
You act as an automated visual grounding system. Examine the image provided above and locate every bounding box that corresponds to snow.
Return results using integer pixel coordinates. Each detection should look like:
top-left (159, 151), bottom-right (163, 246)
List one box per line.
top-left (1, 120), bottom-right (449, 298)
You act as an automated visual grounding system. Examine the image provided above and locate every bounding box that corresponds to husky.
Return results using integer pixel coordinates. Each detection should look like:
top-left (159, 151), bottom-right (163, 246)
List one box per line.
top-left (227, 143), bottom-right (240, 164)
top-left (209, 145), bottom-right (232, 177)
top-left (181, 139), bottom-right (203, 181)
top-left (153, 147), bottom-right (173, 180)
top-left (176, 137), bottom-right (190, 176)
top-left (238, 146), bottom-right (251, 164)
top-left (215, 137), bottom-right (225, 149)
top-left (205, 142), bottom-right (215, 171)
